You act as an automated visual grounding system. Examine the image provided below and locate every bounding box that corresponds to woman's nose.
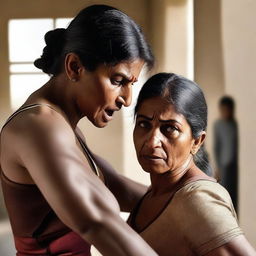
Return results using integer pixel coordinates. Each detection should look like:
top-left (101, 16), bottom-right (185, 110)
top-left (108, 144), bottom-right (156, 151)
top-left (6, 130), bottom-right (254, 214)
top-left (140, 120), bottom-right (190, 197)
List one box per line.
top-left (117, 85), bottom-right (132, 108)
top-left (145, 129), bottom-right (162, 148)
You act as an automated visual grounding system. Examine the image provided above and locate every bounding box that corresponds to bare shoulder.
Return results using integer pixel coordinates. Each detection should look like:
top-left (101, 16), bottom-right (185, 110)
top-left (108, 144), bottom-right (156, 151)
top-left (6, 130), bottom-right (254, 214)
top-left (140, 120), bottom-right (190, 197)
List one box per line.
top-left (0, 106), bottom-right (77, 179)
top-left (2, 105), bottom-right (75, 147)
top-left (0, 105), bottom-right (109, 196)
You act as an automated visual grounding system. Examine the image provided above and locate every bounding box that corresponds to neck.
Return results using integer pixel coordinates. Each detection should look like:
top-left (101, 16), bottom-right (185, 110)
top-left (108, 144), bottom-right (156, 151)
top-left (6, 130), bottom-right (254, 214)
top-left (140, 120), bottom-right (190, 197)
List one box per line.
top-left (222, 116), bottom-right (234, 121)
top-left (38, 74), bottom-right (83, 129)
top-left (150, 156), bottom-right (197, 196)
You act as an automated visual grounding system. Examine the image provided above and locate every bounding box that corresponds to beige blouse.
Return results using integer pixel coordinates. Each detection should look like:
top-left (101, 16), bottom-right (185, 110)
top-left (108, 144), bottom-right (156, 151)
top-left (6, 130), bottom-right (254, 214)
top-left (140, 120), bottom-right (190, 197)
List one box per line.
top-left (129, 180), bottom-right (243, 256)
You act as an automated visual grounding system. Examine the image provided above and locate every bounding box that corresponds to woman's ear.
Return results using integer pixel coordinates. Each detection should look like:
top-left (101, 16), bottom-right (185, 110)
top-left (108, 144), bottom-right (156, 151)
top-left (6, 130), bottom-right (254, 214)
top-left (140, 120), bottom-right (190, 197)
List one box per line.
top-left (191, 131), bottom-right (206, 155)
top-left (65, 53), bottom-right (84, 82)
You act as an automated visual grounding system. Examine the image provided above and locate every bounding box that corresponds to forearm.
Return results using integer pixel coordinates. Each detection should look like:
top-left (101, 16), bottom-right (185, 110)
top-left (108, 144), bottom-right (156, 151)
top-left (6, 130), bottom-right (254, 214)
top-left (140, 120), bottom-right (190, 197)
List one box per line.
top-left (82, 212), bottom-right (158, 256)
top-left (113, 175), bottom-right (148, 212)
top-left (93, 153), bottom-right (148, 211)
top-left (52, 178), bottom-right (154, 255)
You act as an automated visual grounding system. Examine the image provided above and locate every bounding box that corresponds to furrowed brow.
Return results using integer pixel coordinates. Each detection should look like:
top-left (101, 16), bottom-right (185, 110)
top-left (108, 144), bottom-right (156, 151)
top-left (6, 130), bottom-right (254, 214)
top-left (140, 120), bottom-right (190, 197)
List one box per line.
top-left (136, 114), bottom-right (153, 121)
top-left (159, 119), bottom-right (181, 125)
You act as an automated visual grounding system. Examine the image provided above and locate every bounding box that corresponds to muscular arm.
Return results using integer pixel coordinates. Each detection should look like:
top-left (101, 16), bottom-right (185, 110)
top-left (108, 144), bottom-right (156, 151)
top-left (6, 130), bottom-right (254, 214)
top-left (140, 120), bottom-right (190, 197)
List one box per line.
top-left (205, 235), bottom-right (256, 256)
top-left (11, 113), bottom-right (157, 256)
top-left (76, 127), bottom-right (148, 212)
top-left (92, 153), bottom-right (147, 212)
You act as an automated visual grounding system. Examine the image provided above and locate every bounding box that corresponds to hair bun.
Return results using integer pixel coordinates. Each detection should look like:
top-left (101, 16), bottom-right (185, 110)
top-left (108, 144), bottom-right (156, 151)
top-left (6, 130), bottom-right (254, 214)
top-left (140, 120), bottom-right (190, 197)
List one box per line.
top-left (44, 28), bottom-right (66, 45)
top-left (34, 28), bottom-right (66, 75)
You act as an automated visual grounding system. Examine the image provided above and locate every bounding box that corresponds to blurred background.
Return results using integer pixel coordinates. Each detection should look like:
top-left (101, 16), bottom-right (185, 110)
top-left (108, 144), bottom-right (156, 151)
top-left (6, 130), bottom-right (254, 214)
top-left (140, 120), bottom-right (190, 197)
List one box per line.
top-left (0, 0), bottom-right (255, 255)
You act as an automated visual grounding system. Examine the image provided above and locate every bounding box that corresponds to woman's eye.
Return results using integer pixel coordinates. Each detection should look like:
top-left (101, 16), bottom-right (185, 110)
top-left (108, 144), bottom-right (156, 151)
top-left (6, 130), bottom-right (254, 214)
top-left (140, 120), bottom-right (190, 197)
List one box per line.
top-left (139, 122), bottom-right (146, 128)
top-left (137, 121), bottom-right (149, 129)
top-left (111, 77), bottom-right (124, 86)
top-left (164, 125), bottom-right (179, 134)
top-left (166, 126), bottom-right (175, 132)
top-left (112, 80), bottom-right (122, 86)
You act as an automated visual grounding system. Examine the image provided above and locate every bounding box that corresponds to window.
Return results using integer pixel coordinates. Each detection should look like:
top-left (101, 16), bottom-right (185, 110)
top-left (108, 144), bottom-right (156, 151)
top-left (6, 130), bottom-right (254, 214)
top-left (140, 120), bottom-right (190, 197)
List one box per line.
top-left (8, 18), bottom-right (72, 110)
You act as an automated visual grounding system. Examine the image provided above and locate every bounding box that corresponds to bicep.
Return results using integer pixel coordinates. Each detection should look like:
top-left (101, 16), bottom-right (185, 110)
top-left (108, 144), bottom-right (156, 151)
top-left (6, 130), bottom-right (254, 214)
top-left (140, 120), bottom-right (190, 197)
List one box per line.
top-left (16, 117), bottom-right (120, 232)
top-left (92, 153), bottom-right (147, 212)
top-left (205, 235), bottom-right (256, 256)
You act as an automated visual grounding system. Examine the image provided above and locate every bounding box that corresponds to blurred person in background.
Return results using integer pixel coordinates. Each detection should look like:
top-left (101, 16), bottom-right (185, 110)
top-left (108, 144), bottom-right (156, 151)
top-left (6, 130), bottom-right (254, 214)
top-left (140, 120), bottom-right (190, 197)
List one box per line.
top-left (214, 96), bottom-right (238, 212)
top-left (129, 73), bottom-right (255, 256)
top-left (0, 4), bottom-right (158, 256)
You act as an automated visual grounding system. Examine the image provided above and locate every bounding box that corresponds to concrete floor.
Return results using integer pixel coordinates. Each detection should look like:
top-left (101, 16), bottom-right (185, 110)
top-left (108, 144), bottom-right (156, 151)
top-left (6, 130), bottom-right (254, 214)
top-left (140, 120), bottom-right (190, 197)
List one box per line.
top-left (0, 220), bottom-right (16, 256)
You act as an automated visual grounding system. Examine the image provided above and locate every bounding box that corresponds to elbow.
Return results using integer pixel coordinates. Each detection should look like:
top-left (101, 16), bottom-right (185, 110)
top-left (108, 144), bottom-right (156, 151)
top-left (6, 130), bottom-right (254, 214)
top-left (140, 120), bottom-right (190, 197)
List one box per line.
top-left (74, 210), bottom-right (120, 239)
top-left (54, 178), bottom-right (121, 237)
top-left (69, 197), bottom-right (120, 237)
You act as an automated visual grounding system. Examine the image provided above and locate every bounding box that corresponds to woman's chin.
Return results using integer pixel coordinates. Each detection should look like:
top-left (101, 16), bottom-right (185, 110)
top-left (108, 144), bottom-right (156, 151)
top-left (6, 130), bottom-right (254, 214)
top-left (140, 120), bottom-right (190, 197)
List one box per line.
top-left (88, 116), bottom-right (108, 128)
top-left (139, 160), bottom-right (168, 175)
top-left (141, 165), bottom-right (169, 175)
top-left (94, 122), bottom-right (108, 128)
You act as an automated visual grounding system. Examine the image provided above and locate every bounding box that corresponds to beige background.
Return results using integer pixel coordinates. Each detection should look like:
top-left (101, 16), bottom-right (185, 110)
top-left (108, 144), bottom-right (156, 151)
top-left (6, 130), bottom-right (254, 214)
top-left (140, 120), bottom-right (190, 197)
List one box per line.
top-left (0, 0), bottom-right (255, 254)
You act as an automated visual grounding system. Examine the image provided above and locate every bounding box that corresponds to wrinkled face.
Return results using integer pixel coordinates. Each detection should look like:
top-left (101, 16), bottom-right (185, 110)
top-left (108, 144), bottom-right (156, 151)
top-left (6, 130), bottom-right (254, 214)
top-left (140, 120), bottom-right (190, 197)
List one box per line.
top-left (133, 97), bottom-right (196, 175)
top-left (77, 59), bottom-right (145, 127)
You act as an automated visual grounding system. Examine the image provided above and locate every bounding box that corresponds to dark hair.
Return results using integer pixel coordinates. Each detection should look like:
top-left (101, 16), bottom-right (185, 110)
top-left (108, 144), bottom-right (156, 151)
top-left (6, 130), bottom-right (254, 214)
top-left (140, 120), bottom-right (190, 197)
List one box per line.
top-left (134, 73), bottom-right (212, 176)
top-left (34, 5), bottom-right (154, 75)
top-left (219, 96), bottom-right (235, 110)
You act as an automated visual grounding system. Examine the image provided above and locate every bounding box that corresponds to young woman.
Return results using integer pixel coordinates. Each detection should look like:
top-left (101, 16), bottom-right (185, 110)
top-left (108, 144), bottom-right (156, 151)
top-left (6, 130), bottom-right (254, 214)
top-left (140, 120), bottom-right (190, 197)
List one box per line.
top-left (0, 5), bottom-right (157, 256)
top-left (129, 73), bottom-right (256, 256)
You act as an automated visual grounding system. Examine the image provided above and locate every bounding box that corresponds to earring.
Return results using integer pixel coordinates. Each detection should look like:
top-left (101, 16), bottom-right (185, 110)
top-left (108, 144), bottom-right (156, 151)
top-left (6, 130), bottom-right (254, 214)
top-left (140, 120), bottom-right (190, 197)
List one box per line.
top-left (71, 78), bottom-right (77, 82)
top-left (191, 149), bottom-right (196, 155)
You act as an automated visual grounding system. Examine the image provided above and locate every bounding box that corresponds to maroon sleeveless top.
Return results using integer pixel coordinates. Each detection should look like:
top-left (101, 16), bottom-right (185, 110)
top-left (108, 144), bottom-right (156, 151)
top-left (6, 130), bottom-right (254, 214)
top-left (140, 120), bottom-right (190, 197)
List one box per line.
top-left (0, 104), bottom-right (93, 256)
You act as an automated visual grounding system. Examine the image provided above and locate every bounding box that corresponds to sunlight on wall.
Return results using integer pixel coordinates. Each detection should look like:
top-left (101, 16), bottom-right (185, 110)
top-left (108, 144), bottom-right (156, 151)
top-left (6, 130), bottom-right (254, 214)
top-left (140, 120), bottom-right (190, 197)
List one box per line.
top-left (164, 0), bottom-right (194, 79)
top-left (186, 0), bottom-right (194, 80)
top-left (10, 74), bottom-right (49, 108)
top-left (9, 19), bottom-right (54, 62)
top-left (8, 18), bottom-right (72, 110)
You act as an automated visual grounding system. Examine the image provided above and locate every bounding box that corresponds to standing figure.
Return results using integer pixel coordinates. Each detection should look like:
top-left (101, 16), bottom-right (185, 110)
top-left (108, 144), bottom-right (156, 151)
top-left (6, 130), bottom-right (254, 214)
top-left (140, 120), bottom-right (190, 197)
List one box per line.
top-left (0, 5), bottom-right (157, 256)
top-left (214, 96), bottom-right (238, 211)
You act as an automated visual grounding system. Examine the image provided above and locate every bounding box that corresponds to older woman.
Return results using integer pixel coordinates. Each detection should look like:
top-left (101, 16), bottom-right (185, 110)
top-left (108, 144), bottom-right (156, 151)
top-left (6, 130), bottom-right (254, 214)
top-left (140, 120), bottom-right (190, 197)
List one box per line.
top-left (0, 4), bottom-right (157, 256)
top-left (129, 73), bottom-right (256, 256)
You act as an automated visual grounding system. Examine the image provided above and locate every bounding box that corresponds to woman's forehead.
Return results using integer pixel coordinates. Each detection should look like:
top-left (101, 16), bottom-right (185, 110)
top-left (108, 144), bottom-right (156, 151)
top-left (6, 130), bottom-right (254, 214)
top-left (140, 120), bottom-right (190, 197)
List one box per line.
top-left (137, 97), bottom-right (185, 123)
top-left (105, 59), bottom-right (144, 78)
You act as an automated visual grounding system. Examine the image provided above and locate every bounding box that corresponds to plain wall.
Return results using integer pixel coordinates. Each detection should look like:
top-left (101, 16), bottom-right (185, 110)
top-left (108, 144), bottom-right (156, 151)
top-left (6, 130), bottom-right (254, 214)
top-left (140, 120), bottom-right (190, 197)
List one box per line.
top-left (195, 0), bottom-right (256, 247)
top-left (221, 0), bottom-right (256, 246)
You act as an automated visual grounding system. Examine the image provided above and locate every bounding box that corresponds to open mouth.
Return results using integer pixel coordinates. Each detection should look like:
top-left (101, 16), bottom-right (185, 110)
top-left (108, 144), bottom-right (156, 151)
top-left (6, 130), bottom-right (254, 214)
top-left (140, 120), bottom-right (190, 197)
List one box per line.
top-left (102, 109), bottom-right (116, 122)
top-left (105, 109), bottom-right (114, 117)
